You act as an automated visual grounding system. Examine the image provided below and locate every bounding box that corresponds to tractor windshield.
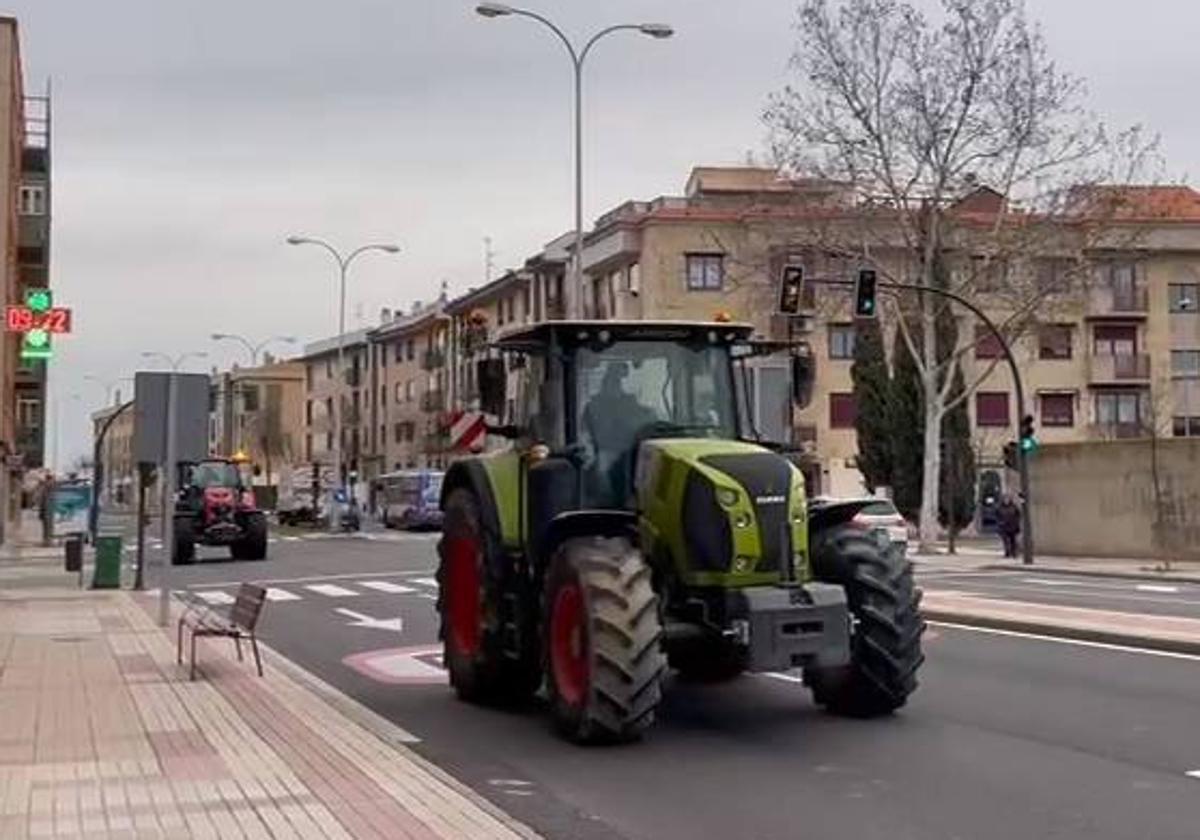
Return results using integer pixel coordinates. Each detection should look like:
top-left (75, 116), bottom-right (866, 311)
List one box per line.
top-left (190, 462), bottom-right (241, 489)
top-left (576, 339), bottom-right (737, 506)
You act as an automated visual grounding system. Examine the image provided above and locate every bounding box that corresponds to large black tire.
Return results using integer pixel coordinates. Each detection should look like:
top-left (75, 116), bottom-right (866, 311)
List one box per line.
top-left (544, 536), bottom-right (666, 744)
top-left (172, 518), bottom-right (195, 566)
top-left (436, 488), bottom-right (540, 704)
top-left (233, 513), bottom-right (269, 561)
top-left (805, 528), bottom-right (924, 717)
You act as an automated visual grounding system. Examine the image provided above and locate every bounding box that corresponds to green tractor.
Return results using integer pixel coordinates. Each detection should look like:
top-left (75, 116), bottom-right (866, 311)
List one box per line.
top-left (437, 320), bottom-right (924, 743)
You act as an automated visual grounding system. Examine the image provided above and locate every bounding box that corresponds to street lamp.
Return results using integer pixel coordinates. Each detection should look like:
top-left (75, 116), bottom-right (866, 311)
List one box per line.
top-left (84, 375), bottom-right (134, 407)
top-left (475, 4), bottom-right (673, 318)
top-left (140, 351), bottom-right (208, 372)
top-left (286, 236), bottom-right (400, 530)
top-left (210, 333), bottom-right (297, 367)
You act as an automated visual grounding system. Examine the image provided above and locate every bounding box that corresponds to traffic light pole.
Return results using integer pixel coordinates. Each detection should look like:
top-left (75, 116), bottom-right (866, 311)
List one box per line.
top-left (814, 275), bottom-right (1035, 565)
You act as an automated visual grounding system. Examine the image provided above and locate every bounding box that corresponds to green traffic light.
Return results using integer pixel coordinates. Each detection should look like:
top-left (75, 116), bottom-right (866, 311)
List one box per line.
top-left (25, 289), bottom-right (51, 313)
top-left (1020, 436), bottom-right (1038, 453)
top-left (25, 328), bottom-right (49, 348)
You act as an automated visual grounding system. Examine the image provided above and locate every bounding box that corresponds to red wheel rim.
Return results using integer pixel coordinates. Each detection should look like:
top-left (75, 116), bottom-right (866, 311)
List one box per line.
top-left (445, 536), bottom-right (481, 656)
top-left (550, 581), bottom-right (587, 706)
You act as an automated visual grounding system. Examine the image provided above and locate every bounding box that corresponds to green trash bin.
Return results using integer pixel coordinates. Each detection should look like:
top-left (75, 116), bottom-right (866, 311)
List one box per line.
top-left (92, 534), bottom-right (123, 589)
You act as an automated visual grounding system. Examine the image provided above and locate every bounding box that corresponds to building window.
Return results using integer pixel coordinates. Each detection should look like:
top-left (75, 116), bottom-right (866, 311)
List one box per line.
top-left (16, 398), bottom-right (40, 428)
top-left (1169, 283), bottom-right (1199, 313)
top-left (1093, 324), bottom-right (1136, 356)
top-left (1039, 393), bottom-right (1074, 427)
top-left (380, 384), bottom-right (387, 406)
top-left (325, 397), bottom-right (333, 420)
top-left (405, 381), bottom-right (414, 402)
top-left (1172, 350), bottom-right (1200, 378)
top-left (1174, 416), bottom-right (1200, 437)
top-left (627, 263), bottom-right (641, 295)
top-left (325, 359), bottom-right (333, 378)
top-left (1038, 324), bottom-right (1073, 360)
top-left (829, 393), bottom-right (857, 429)
top-left (326, 432), bottom-right (333, 450)
top-left (18, 184), bottom-right (46, 216)
top-left (241, 385), bottom-right (260, 412)
top-left (394, 423), bottom-right (403, 444)
top-left (1035, 258), bottom-right (1073, 293)
top-left (971, 255), bottom-right (1008, 292)
top-left (975, 392), bottom-right (1011, 427)
top-left (828, 324), bottom-right (856, 360)
top-left (305, 400), bottom-right (313, 425)
top-left (685, 253), bottom-right (724, 291)
top-left (406, 339), bottom-right (415, 362)
top-left (1094, 391), bottom-right (1146, 427)
top-left (974, 324), bottom-right (1004, 359)
top-left (393, 383), bottom-right (403, 402)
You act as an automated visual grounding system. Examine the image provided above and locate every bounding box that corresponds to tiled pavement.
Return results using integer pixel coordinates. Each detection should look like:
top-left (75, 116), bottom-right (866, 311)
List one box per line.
top-left (0, 588), bottom-right (538, 839)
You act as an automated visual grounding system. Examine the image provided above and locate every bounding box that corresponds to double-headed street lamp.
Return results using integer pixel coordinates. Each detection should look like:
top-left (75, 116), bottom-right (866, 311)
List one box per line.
top-left (140, 351), bottom-right (208, 372)
top-left (286, 236), bottom-right (400, 530)
top-left (475, 3), bottom-right (673, 318)
top-left (211, 333), bottom-right (297, 367)
top-left (84, 375), bottom-right (134, 407)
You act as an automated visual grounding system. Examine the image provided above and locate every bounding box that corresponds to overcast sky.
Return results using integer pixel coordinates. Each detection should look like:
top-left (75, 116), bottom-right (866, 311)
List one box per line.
top-left (9, 0), bottom-right (1197, 467)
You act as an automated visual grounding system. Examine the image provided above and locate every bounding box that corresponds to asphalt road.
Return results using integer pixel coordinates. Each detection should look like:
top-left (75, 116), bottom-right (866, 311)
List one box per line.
top-left (165, 534), bottom-right (1200, 840)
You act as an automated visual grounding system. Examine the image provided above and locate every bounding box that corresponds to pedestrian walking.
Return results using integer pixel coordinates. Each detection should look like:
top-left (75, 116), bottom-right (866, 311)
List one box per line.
top-left (997, 494), bottom-right (1021, 558)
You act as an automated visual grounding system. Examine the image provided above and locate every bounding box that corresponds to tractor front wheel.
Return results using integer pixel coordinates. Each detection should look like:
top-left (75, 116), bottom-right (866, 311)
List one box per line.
top-left (437, 488), bottom-right (539, 704)
top-left (544, 536), bottom-right (666, 744)
top-left (805, 526), bottom-right (925, 717)
top-left (233, 513), bottom-right (269, 561)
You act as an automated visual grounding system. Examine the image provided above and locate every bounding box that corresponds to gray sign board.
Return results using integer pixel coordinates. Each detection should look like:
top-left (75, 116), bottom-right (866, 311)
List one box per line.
top-left (133, 372), bottom-right (211, 465)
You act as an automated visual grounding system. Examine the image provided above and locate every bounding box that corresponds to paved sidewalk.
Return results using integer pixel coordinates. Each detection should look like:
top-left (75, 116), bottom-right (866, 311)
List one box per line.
top-left (924, 590), bottom-right (1200, 655)
top-left (0, 587), bottom-right (538, 839)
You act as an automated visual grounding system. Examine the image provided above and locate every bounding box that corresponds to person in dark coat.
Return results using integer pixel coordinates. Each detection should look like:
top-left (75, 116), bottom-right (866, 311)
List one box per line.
top-left (996, 495), bottom-right (1021, 558)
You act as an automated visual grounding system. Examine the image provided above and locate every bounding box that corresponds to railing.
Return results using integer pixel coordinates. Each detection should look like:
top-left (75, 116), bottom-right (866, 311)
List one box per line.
top-left (1088, 285), bottom-right (1149, 316)
top-left (1089, 353), bottom-right (1150, 383)
top-left (1089, 422), bottom-right (1145, 440)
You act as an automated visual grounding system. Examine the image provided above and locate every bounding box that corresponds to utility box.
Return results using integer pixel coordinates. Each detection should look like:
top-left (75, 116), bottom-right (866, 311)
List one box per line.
top-left (92, 534), bottom-right (123, 589)
top-left (63, 533), bottom-right (83, 573)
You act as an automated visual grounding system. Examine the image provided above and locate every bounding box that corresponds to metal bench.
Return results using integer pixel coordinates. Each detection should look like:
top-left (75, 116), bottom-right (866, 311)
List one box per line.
top-left (176, 583), bottom-right (266, 680)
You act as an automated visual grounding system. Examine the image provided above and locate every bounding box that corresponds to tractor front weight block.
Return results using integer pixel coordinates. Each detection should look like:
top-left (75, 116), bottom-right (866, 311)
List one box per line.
top-left (731, 583), bottom-right (851, 672)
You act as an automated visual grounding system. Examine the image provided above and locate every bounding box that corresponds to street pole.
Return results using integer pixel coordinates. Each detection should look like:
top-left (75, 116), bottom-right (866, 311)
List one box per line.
top-left (474, 6), bottom-right (673, 318)
top-left (158, 372), bottom-right (177, 627)
top-left (134, 463), bottom-right (147, 590)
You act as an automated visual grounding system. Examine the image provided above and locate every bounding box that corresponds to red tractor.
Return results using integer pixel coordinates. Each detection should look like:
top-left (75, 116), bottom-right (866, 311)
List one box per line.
top-left (172, 459), bottom-right (268, 564)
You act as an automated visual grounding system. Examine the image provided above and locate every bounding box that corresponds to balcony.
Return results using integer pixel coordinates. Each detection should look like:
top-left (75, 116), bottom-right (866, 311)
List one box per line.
top-left (421, 389), bottom-right (445, 413)
top-left (1088, 353), bottom-right (1150, 385)
top-left (1086, 286), bottom-right (1149, 319)
top-left (1088, 422), bottom-right (1145, 440)
top-left (421, 348), bottom-right (445, 371)
top-left (344, 367), bottom-right (363, 387)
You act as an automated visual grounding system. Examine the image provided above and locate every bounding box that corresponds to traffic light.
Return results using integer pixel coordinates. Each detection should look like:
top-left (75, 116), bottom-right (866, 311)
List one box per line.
top-left (854, 269), bottom-right (878, 318)
top-left (1019, 413), bottom-right (1038, 454)
top-left (778, 265), bottom-right (804, 315)
top-left (1003, 441), bottom-right (1017, 470)
top-left (21, 328), bottom-right (52, 360)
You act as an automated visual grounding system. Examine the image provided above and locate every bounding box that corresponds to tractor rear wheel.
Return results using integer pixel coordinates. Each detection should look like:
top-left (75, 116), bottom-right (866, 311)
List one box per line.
top-left (233, 513), bottom-right (268, 561)
top-left (544, 536), bottom-right (666, 744)
top-left (805, 527), bottom-right (924, 717)
top-left (172, 519), bottom-right (195, 566)
top-left (437, 488), bottom-right (540, 704)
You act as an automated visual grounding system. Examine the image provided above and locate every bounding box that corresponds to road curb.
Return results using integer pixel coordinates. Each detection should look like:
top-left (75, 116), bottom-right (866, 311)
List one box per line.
top-left (982, 563), bottom-right (1200, 585)
top-left (924, 608), bottom-right (1200, 656)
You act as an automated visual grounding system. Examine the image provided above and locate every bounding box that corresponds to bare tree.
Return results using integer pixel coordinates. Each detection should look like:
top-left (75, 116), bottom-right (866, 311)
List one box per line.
top-left (765, 0), bottom-right (1158, 546)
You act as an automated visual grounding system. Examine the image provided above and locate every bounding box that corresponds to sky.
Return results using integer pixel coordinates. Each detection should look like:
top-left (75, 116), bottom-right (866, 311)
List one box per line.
top-left (8, 0), bottom-right (1198, 468)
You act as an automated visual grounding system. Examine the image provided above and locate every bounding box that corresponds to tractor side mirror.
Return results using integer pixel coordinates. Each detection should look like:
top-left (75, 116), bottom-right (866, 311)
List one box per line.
top-left (791, 345), bottom-right (815, 409)
top-left (477, 358), bottom-right (507, 418)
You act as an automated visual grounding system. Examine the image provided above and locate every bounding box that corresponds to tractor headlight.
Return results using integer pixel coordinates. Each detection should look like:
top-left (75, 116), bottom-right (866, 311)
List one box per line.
top-left (716, 487), bottom-right (739, 507)
top-left (733, 555), bottom-right (753, 573)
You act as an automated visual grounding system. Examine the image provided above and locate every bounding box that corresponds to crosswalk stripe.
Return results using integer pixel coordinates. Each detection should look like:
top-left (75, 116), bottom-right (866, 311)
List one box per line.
top-left (265, 587), bottom-right (300, 601)
top-left (411, 577), bottom-right (439, 588)
top-left (358, 580), bottom-right (416, 594)
top-left (195, 591), bottom-right (235, 605)
top-left (305, 583), bottom-right (358, 597)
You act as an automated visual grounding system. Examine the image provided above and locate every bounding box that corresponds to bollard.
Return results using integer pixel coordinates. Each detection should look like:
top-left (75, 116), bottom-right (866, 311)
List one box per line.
top-left (64, 534), bottom-right (83, 573)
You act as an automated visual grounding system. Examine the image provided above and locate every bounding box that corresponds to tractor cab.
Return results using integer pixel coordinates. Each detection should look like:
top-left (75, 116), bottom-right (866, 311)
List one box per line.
top-left (479, 320), bottom-right (812, 510)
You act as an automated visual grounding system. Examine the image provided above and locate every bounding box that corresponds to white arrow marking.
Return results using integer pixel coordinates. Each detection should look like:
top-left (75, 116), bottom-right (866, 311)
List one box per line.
top-left (1136, 584), bottom-right (1180, 594)
top-left (335, 607), bottom-right (404, 633)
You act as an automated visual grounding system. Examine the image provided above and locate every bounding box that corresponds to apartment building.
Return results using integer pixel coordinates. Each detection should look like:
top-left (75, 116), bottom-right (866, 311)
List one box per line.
top-left (575, 166), bottom-right (1200, 496)
top-left (91, 402), bottom-right (135, 509)
top-left (369, 298), bottom-right (450, 471)
top-left (15, 86), bottom-right (48, 472)
top-left (209, 359), bottom-right (305, 494)
top-left (299, 328), bottom-right (375, 492)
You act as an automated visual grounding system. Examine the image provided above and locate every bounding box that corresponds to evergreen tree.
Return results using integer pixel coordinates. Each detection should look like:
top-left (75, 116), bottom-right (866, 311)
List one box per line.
top-left (939, 363), bottom-right (977, 548)
top-left (889, 323), bottom-right (924, 521)
top-left (850, 318), bottom-right (892, 492)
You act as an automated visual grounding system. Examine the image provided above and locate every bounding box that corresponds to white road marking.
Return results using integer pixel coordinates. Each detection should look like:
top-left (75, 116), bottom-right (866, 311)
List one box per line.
top-left (190, 569), bottom-right (435, 588)
top-left (411, 577), bottom-right (439, 588)
top-left (283, 536), bottom-right (302, 542)
top-left (488, 779), bottom-right (534, 788)
top-left (334, 607), bottom-right (403, 633)
top-left (305, 583), bottom-right (358, 598)
top-left (195, 591), bottom-right (235, 605)
top-left (1136, 584), bottom-right (1180, 594)
top-left (417, 593), bottom-right (438, 601)
top-left (929, 621), bottom-right (1200, 661)
top-left (267, 538), bottom-right (278, 544)
top-left (759, 671), bottom-right (805, 684)
top-left (1022, 577), bottom-right (1076, 586)
top-left (1186, 770), bottom-right (1200, 780)
top-left (265, 588), bottom-right (300, 602)
top-left (358, 580), bottom-right (416, 594)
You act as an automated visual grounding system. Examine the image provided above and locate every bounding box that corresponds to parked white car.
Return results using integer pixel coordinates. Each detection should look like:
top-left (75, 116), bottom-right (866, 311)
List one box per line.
top-left (813, 496), bottom-right (909, 554)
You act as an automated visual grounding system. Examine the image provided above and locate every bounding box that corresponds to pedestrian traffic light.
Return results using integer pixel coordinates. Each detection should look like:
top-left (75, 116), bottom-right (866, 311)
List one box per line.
top-left (854, 269), bottom-right (878, 318)
top-left (1019, 413), bottom-right (1038, 454)
top-left (1003, 441), bottom-right (1017, 470)
top-left (778, 265), bottom-right (804, 315)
